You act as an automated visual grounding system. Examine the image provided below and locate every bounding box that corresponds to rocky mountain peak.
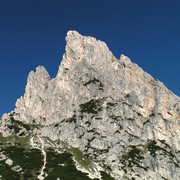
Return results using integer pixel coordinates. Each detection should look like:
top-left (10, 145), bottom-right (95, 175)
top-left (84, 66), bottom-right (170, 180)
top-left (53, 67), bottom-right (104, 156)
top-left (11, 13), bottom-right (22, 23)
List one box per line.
top-left (0, 31), bottom-right (179, 180)
top-left (57, 30), bottom-right (115, 76)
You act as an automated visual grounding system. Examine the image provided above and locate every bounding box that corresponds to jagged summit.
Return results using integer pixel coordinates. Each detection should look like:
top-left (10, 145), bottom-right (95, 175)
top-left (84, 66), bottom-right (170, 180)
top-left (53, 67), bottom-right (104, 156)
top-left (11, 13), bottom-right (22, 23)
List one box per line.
top-left (57, 30), bottom-right (116, 77)
top-left (0, 31), bottom-right (180, 180)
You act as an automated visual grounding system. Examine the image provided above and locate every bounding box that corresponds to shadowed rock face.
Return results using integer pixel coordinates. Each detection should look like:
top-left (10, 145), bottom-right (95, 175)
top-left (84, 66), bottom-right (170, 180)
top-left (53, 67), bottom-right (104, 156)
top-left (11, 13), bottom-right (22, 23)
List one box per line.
top-left (1, 31), bottom-right (180, 179)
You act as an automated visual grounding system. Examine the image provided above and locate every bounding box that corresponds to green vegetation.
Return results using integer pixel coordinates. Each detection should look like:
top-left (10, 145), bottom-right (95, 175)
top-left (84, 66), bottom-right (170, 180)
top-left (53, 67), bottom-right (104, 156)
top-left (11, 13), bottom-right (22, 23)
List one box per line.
top-left (84, 77), bottom-right (104, 90)
top-left (0, 133), bottom-right (43, 179)
top-left (106, 102), bottom-right (117, 109)
top-left (53, 123), bottom-right (59, 127)
top-left (80, 99), bottom-right (103, 114)
top-left (7, 116), bottom-right (31, 135)
top-left (6, 115), bottom-right (178, 179)
top-left (137, 112), bottom-right (141, 116)
top-left (100, 171), bottom-right (115, 180)
top-left (146, 140), bottom-right (179, 167)
top-left (0, 134), bottom-right (30, 149)
top-left (45, 148), bottom-right (91, 180)
top-left (127, 118), bottom-right (134, 121)
top-left (61, 115), bottom-right (77, 123)
top-left (120, 145), bottom-right (147, 173)
top-left (9, 114), bottom-right (30, 130)
top-left (95, 117), bottom-right (102, 120)
top-left (0, 146), bottom-right (43, 180)
top-left (7, 124), bottom-right (21, 134)
top-left (69, 148), bottom-right (114, 180)
top-left (0, 132), bottom-right (116, 180)
top-left (149, 112), bottom-right (155, 117)
top-left (85, 121), bottom-right (91, 126)
top-left (109, 115), bottom-right (119, 121)
top-left (146, 140), bottom-right (162, 157)
top-left (5, 115), bottom-right (44, 138)
top-left (0, 161), bottom-right (21, 180)
top-left (70, 147), bottom-right (95, 172)
top-left (120, 139), bottom-right (179, 175)
top-left (143, 119), bottom-right (150, 125)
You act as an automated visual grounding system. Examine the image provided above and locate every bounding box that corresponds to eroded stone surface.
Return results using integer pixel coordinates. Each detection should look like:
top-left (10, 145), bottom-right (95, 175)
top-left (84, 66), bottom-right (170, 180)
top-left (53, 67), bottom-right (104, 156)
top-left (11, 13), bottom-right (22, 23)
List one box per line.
top-left (1, 31), bottom-right (180, 179)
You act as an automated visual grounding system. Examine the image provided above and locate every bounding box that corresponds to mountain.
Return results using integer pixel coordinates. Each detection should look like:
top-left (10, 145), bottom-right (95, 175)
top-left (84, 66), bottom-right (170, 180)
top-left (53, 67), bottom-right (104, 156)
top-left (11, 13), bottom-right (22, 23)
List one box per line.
top-left (0, 31), bottom-right (180, 180)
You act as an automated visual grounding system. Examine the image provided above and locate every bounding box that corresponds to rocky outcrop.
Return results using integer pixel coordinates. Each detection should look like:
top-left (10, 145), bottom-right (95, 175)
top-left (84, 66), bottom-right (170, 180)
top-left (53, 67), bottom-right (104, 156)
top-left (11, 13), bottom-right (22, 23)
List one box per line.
top-left (1, 31), bottom-right (180, 179)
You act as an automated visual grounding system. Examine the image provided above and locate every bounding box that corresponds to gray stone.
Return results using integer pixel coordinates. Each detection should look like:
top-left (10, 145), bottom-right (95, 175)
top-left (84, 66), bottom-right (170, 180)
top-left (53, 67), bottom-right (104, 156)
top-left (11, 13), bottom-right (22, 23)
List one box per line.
top-left (1, 30), bottom-right (180, 180)
top-left (11, 165), bottom-right (22, 172)
top-left (5, 159), bottom-right (13, 166)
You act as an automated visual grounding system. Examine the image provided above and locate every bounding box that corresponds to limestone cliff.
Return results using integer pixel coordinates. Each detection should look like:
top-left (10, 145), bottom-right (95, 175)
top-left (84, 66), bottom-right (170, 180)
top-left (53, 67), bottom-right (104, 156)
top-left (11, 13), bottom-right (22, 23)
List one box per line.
top-left (1, 31), bottom-right (180, 180)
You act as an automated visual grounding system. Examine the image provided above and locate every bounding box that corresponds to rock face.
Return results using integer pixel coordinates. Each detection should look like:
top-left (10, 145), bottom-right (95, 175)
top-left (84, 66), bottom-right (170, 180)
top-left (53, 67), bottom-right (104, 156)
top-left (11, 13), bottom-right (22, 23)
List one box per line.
top-left (1, 31), bottom-right (180, 180)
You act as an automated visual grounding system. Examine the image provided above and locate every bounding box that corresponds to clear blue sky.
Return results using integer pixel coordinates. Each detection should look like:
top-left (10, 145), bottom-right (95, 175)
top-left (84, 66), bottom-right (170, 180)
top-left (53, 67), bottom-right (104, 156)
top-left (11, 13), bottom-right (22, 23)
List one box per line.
top-left (0, 0), bottom-right (180, 116)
